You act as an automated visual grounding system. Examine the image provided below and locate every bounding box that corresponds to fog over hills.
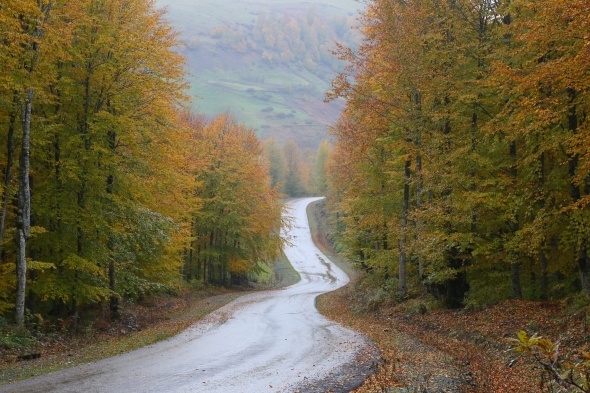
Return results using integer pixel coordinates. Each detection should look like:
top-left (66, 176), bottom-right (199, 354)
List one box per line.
top-left (156, 0), bottom-right (362, 149)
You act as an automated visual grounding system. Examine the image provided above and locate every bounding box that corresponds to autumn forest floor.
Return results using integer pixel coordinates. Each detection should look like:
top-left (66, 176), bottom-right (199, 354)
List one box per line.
top-left (309, 201), bottom-right (590, 393)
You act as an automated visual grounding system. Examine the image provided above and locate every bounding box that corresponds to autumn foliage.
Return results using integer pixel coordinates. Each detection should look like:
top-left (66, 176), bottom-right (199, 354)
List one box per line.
top-left (0, 0), bottom-right (285, 329)
top-left (181, 114), bottom-right (285, 286)
top-left (325, 0), bottom-right (590, 307)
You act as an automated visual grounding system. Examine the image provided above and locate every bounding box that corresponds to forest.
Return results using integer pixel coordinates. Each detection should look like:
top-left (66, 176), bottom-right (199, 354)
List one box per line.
top-left (208, 10), bottom-right (358, 73)
top-left (317, 1), bottom-right (590, 389)
top-left (0, 0), bottom-right (334, 332)
top-left (2, 0), bottom-right (590, 389)
top-left (325, 0), bottom-right (590, 308)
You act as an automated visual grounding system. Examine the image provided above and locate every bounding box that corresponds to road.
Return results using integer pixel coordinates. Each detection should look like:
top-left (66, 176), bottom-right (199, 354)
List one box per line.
top-left (1, 197), bottom-right (378, 393)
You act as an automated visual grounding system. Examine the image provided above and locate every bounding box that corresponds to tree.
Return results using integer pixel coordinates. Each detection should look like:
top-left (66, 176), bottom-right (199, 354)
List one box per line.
top-left (325, 0), bottom-right (590, 308)
top-left (312, 140), bottom-right (330, 195)
top-left (184, 114), bottom-right (285, 286)
top-left (0, 0), bottom-right (192, 327)
top-left (0, 0), bottom-right (60, 326)
top-left (264, 137), bottom-right (287, 193)
top-left (283, 140), bottom-right (307, 197)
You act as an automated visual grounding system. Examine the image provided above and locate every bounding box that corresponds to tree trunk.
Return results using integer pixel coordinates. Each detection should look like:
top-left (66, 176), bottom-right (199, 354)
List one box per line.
top-left (416, 153), bottom-right (424, 279)
top-left (509, 141), bottom-right (522, 299)
top-left (579, 242), bottom-right (590, 295)
top-left (398, 158), bottom-right (411, 299)
top-left (413, 91), bottom-right (425, 280)
top-left (15, 0), bottom-right (54, 327)
top-left (106, 125), bottom-right (118, 316)
top-left (511, 258), bottom-right (523, 299)
top-left (566, 91), bottom-right (590, 294)
top-left (0, 93), bottom-right (18, 254)
top-left (539, 246), bottom-right (548, 300)
top-left (108, 256), bottom-right (118, 316)
top-left (15, 89), bottom-right (33, 326)
top-left (15, 228), bottom-right (27, 326)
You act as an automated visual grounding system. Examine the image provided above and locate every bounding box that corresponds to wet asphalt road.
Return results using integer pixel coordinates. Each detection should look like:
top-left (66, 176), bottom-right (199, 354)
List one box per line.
top-left (1, 197), bottom-right (376, 393)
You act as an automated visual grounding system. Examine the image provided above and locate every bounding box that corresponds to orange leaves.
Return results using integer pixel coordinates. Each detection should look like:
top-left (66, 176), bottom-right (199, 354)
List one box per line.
top-left (184, 114), bottom-right (284, 284)
top-left (0, 0), bottom-right (197, 316)
top-left (326, 0), bottom-right (590, 311)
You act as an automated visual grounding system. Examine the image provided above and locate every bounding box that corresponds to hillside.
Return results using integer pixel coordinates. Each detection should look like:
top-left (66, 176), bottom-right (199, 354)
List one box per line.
top-left (155, 0), bottom-right (362, 149)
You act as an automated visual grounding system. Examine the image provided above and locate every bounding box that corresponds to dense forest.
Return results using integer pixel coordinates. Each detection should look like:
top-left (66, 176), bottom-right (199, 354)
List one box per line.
top-left (0, 0), bottom-right (313, 330)
top-left (325, 0), bottom-right (590, 308)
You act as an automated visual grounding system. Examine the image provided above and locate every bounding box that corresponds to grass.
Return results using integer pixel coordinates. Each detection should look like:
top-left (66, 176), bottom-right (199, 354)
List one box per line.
top-left (306, 199), bottom-right (356, 280)
top-left (252, 252), bottom-right (301, 289)
top-left (0, 252), bottom-right (301, 387)
top-left (0, 289), bottom-right (242, 385)
top-left (158, 0), bottom-right (351, 150)
top-left (188, 65), bottom-right (332, 148)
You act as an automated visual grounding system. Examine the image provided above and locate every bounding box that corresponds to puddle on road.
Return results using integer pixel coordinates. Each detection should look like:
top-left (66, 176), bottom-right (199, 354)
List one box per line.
top-left (316, 254), bottom-right (337, 284)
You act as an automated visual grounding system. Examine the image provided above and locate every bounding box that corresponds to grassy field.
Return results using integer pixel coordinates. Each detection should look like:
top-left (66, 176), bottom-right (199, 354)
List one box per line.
top-left (156, 0), bottom-right (356, 149)
top-left (186, 57), bottom-right (342, 148)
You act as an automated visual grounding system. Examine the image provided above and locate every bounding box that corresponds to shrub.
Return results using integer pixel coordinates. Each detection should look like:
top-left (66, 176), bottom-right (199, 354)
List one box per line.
top-left (511, 330), bottom-right (590, 392)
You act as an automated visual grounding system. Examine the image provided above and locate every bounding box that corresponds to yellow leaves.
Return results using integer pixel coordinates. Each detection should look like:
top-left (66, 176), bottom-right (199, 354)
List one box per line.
top-left (29, 226), bottom-right (47, 238)
top-left (61, 254), bottom-right (105, 277)
top-left (511, 330), bottom-right (555, 354)
top-left (511, 329), bottom-right (590, 392)
top-left (228, 255), bottom-right (251, 274)
top-left (184, 114), bottom-right (285, 282)
top-left (27, 260), bottom-right (55, 273)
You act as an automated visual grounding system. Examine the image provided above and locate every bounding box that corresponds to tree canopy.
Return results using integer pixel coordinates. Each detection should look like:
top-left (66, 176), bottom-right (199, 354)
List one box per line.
top-left (326, 0), bottom-right (590, 307)
top-left (0, 0), bottom-right (286, 329)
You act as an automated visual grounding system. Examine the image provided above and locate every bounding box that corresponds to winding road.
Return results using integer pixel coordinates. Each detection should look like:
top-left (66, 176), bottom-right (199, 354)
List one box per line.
top-left (1, 198), bottom-right (378, 393)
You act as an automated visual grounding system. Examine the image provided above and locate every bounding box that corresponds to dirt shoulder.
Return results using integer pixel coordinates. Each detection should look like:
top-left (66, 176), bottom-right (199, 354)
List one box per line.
top-left (317, 285), bottom-right (468, 393)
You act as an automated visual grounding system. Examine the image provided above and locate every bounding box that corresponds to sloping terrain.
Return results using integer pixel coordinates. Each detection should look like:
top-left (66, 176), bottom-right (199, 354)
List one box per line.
top-left (156, 0), bottom-right (361, 149)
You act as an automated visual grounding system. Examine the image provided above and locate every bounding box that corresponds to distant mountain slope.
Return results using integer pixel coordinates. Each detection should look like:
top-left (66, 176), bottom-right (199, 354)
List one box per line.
top-left (156, 0), bottom-right (361, 149)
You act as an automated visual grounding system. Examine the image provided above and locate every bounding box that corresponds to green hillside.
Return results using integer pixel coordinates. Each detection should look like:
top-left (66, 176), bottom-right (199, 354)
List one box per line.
top-left (156, 0), bottom-right (361, 149)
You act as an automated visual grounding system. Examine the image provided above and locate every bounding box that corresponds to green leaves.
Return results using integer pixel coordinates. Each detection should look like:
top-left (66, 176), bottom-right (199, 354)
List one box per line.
top-left (0, 0), bottom-right (194, 325)
top-left (325, 0), bottom-right (590, 308)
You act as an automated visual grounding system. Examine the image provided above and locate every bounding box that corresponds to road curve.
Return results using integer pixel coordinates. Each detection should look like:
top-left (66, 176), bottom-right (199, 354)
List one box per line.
top-left (1, 197), bottom-right (378, 393)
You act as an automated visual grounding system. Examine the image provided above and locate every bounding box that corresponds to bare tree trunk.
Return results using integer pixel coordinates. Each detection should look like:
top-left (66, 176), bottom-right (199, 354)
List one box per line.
top-left (398, 158), bottom-right (411, 299)
top-left (509, 141), bottom-right (522, 299)
top-left (15, 90), bottom-right (33, 326)
top-left (0, 94), bottom-right (19, 254)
